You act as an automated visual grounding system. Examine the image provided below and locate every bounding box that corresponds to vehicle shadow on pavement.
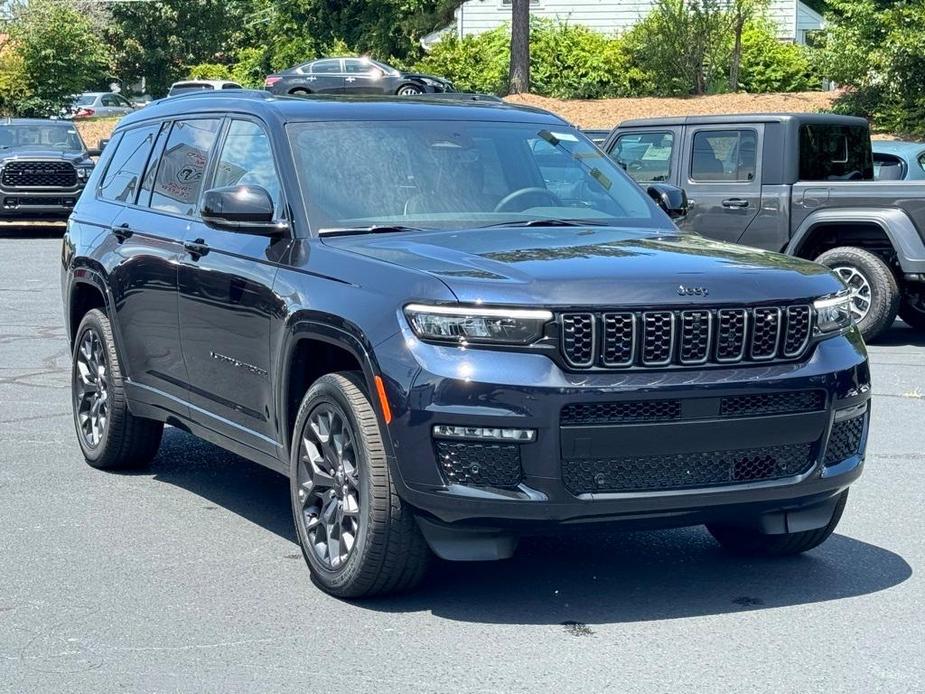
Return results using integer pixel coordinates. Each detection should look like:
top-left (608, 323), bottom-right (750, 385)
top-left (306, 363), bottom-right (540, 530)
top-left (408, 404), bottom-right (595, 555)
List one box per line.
top-left (149, 429), bottom-right (911, 624)
top-left (0, 225), bottom-right (66, 239)
top-left (871, 321), bottom-right (925, 348)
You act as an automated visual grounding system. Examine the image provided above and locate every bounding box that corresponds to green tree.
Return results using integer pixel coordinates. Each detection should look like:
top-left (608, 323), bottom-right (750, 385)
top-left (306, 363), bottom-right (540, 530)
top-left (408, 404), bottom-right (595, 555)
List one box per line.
top-left (509, 0), bottom-right (530, 93)
top-left (1, 0), bottom-right (108, 116)
top-left (106, 0), bottom-right (245, 98)
top-left (624, 0), bottom-right (730, 96)
top-left (819, 0), bottom-right (925, 136)
top-left (728, 0), bottom-right (769, 91)
top-left (738, 20), bottom-right (820, 92)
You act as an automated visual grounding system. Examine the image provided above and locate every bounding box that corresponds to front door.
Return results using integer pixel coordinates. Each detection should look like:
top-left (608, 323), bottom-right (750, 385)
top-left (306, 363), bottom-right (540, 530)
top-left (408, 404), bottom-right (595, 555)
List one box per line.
top-left (177, 118), bottom-right (290, 454)
top-left (305, 59), bottom-right (346, 94)
top-left (678, 126), bottom-right (763, 244)
top-left (342, 59), bottom-right (385, 94)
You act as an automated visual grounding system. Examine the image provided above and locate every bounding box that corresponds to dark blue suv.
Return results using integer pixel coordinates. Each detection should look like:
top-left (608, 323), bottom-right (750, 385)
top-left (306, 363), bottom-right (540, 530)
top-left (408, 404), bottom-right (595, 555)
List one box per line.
top-left (62, 92), bottom-right (870, 597)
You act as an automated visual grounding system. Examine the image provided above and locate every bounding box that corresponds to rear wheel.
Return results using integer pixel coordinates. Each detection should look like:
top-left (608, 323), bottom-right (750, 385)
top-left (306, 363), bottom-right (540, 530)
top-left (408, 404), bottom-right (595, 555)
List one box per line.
top-left (290, 372), bottom-right (429, 597)
top-left (289, 88), bottom-right (311, 96)
top-left (707, 491), bottom-right (848, 556)
top-left (71, 309), bottom-right (163, 470)
top-left (815, 246), bottom-right (899, 341)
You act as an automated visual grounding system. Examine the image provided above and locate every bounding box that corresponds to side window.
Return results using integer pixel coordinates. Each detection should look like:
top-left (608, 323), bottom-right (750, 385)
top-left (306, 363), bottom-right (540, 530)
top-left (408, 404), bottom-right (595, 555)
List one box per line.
top-left (101, 95), bottom-right (118, 107)
top-left (344, 59), bottom-right (367, 74)
top-left (212, 120), bottom-right (283, 218)
top-left (918, 152), bottom-right (925, 174)
top-left (312, 59), bottom-right (341, 74)
top-left (98, 125), bottom-right (159, 203)
top-left (116, 95), bottom-right (132, 107)
top-left (691, 130), bottom-right (757, 182)
top-left (611, 131), bottom-right (673, 182)
top-left (149, 118), bottom-right (221, 216)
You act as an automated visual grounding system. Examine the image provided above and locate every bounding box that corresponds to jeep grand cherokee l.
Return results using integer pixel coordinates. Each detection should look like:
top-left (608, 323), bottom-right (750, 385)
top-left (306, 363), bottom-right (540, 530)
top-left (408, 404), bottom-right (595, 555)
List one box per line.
top-left (61, 92), bottom-right (870, 597)
top-left (1, 119), bottom-right (98, 222)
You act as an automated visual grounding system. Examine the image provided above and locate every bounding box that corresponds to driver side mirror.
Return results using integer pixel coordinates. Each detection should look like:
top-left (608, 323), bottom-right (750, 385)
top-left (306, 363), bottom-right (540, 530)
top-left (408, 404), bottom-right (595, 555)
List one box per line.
top-left (86, 139), bottom-right (108, 157)
top-left (647, 183), bottom-right (689, 220)
top-left (201, 185), bottom-right (287, 236)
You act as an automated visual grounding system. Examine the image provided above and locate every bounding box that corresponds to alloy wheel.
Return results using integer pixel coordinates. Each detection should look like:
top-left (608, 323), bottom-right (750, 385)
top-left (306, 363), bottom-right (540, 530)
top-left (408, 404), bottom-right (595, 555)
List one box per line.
top-left (74, 329), bottom-right (109, 447)
top-left (833, 265), bottom-right (872, 322)
top-left (397, 86), bottom-right (422, 96)
top-left (296, 404), bottom-right (361, 570)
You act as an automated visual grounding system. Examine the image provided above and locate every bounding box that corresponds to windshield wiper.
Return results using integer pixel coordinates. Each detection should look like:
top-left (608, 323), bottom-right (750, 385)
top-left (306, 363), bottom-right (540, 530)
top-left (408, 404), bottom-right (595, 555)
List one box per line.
top-left (480, 218), bottom-right (614, 229)
top-left (318, 224), bottom-right (426, 237)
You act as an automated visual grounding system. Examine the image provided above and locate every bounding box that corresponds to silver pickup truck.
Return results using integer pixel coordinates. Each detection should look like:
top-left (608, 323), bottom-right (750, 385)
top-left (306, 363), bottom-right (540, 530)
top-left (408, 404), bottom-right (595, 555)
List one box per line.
top-left (605, 113), bottom-right (925, 340)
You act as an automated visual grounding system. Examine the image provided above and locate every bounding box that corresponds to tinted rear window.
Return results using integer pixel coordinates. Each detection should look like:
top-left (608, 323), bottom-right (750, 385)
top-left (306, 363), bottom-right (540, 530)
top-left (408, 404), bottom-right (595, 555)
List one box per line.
top-left (799, 124), bottom-right (873, 181)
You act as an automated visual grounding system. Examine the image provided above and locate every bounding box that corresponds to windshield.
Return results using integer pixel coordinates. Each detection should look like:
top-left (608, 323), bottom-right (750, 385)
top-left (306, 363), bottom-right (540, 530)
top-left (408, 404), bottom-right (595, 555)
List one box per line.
top-left (0, 123), bottom-right (85, 151)
top-left (169, 83), bottom-right (214, 95)
top-left (287, 120), bottom-right (670, 234)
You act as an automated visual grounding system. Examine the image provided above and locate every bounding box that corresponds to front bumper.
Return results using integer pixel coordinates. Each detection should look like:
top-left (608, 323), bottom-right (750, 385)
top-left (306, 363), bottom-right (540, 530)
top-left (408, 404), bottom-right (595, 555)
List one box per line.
top-left (0, 187), bottom-right (83, 219)
top-left (378, 327), bottom-right (870, 529)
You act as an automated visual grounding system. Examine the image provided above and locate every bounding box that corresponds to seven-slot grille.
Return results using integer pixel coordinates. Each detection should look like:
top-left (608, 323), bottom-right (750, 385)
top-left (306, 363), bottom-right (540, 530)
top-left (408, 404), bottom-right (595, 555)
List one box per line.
top-left (559, 304), bottom-right (813, 369)
top-left (1, 161), bottom-right (76, 188)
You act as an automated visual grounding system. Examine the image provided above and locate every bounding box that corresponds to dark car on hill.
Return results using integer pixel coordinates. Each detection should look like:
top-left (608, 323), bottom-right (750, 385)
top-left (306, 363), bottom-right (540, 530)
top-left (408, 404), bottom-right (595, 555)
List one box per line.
top-left (264, 57), bottom-right (454, 96)
top-left (62, 92), bottom-right (869, 597)
top-left (0, 118), bottom-right (99, 223)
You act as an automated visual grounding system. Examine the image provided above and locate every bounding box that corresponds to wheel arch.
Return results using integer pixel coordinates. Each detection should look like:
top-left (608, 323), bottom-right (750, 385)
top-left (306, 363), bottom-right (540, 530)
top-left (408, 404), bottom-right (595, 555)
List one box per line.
top-left (67, 268), bottom-right (115, 347)
top-left (787, 208), bottom-right (924, 273)
top-left (277, 319), bottom-right (389, 461)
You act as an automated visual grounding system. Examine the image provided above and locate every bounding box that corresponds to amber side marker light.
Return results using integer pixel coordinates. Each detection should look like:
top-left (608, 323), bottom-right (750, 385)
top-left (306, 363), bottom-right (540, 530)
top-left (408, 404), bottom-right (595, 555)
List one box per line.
top-left (374, 375), bottom-right (392, 424)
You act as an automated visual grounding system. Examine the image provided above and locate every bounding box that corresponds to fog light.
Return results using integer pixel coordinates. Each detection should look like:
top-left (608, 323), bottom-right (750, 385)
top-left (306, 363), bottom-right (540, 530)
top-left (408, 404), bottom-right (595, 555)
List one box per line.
top-left (432, 425), bottom-right (536, 442)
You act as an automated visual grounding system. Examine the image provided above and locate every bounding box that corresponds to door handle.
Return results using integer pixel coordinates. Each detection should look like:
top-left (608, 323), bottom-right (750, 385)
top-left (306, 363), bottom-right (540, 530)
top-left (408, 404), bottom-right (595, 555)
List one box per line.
top-left (183, 238), bottom-right (210, 258)
top-left (111, 223), bottom-right (133, 241)
top-left (721, 198), bottom-right (749, 209)
top-left (345, 77), bottom-right (356, 82)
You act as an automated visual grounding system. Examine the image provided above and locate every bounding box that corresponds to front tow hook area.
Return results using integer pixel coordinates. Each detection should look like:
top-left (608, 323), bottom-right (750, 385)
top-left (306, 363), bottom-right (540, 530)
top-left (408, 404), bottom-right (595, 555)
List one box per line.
top-left (416, 517), bottom-right (518, 561)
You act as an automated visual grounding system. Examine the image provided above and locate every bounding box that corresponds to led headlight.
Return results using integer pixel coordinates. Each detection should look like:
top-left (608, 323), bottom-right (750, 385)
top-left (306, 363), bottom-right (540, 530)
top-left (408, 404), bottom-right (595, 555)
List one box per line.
top-left (404, 303), bottom-right (552, 345)
top-left (814, 291), bottom-right (853, 333)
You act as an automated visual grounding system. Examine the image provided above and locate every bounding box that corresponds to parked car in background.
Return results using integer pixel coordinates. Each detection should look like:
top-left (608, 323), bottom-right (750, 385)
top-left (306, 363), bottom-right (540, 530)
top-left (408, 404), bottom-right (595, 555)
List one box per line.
top-left (581, 129), bottom-right (611, 146)
top-left (605, 113), bottom-right (925, 339)
top-left (62, 91), bottom-right (869, 597)
top-left (167, 80), bottom-right (243, 97)
top-left (69, 92), bottom-right (138, 119)
top-left (0, 118), bottom-right (99, 222)
top-left (872, 141), bottom-right (925, 181)
top-left (264, 57), bottom-right (454, 96)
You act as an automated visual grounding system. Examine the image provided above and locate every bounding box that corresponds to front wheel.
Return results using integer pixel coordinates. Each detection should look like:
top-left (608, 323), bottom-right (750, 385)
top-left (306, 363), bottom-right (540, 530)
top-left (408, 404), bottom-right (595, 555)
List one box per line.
top-left (396, 84), bottom-right (424, 96)
top-left (815, 246), bottom-right (899, 342)
top-left (290, 372), bottom-right (429, 598)
top-left (707, 491), bottom-right (848, 556)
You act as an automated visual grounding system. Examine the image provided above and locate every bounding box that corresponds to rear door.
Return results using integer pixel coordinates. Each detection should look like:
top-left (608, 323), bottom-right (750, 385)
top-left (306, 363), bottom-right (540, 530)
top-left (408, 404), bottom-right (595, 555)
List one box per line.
top-left (679, 126), bottom-right (763, 243)
top-left (177, 117), bottom-right (290, 455)
top-left (305, 59), bottom-right (345, 94)
top-left (102, 121), bottom-right (191, 410)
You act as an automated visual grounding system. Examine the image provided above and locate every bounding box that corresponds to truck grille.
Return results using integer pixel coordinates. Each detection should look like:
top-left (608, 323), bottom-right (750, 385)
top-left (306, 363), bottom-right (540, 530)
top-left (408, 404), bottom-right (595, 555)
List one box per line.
top-left (562, 443), bottom-right (815, 494)
top-left (559, 304), bottom-right (813, 369)
top-left (1, 161), bottom-right (76, 188)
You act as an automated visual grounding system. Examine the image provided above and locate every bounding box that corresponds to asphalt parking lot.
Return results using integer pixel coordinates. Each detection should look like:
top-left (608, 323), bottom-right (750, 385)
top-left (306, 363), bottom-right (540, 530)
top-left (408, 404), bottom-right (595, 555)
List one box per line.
top-left (1, 231), bottom-right (923, 693)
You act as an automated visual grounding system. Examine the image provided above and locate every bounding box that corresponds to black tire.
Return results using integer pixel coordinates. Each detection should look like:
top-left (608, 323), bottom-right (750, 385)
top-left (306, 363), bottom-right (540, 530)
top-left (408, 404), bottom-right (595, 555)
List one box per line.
top-left (71, 308), bottom-right (163, 470)
top-left (396, 84), bottom-right (423, 96)
top-left (707, 491), bottom-right (848, 557)
top-left (815, 246), bottom-right (899, 342)
top-left (898, 288), bottom-right (925, 331)
top-left (290, 372), bottom-right (429, 598)
top-left (289, 88), bottom-right (311, 96)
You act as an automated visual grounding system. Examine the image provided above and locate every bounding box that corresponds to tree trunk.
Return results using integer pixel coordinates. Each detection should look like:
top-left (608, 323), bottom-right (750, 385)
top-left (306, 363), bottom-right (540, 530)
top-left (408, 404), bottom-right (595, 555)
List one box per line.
top-left (509, 0), bottom-right (530, 94)
top-left (729, 17), bottom-right (745, 91)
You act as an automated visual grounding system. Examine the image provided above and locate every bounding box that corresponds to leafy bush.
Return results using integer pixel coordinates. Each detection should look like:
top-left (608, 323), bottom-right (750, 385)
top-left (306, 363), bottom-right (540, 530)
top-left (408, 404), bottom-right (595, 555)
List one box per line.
top-left (187, 63), bottom-right (233, 81)
top-left (530, 21), bottom-right (645, 99)
top-left (737, 21), bottom-right (821, 93)
top-left (820, 0), bottom-right (925, 136)
top-left (229, 47), bottom-right (270, 88)
top-left (416, 26), bottom-right (511, 94)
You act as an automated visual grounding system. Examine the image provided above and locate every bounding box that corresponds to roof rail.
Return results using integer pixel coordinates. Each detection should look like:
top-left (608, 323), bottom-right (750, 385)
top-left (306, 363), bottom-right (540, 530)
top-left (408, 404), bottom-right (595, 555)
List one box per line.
top-left (154, 88), bottom-right (274, 104)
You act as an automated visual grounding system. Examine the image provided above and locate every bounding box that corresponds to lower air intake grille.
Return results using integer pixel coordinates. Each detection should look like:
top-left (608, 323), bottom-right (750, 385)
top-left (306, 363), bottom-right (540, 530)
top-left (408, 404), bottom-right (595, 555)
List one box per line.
top-left (825, 415), bottom-right (865, 466)
top-left (561, 399), bottom-right (682, 425)
top-left (435, 440), bottom-right (522, 488)
top-left (720, 390), bottom-right (826, 417)
top-left (562, 443), bottom-right (815, 494)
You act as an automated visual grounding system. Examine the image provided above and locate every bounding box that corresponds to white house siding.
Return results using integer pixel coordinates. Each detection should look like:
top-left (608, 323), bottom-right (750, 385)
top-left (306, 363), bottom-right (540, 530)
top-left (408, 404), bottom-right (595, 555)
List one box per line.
top-left (452, 0), bottom-right (821, 44)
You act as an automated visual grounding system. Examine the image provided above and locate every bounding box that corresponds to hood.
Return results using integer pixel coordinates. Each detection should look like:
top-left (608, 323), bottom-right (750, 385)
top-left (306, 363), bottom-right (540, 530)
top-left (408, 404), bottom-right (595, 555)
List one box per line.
top-left (324, 227), bottom-right (843, 307)
top-left (399, 71), bottom-right (452, 85)
top-left (0, 148), bottom-right (89, 164)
